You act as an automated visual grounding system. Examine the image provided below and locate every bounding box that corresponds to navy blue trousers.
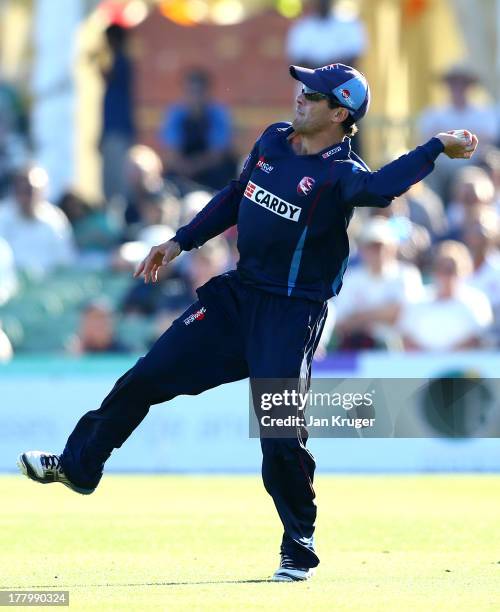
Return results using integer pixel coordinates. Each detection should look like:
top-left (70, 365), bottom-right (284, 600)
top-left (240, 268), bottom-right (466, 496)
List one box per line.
top-left (61, 271), bottom-right (327, 568)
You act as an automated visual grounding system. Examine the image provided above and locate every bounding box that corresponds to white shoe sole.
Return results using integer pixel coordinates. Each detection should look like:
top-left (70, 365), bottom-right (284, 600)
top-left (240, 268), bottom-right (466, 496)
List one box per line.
top-left (271, 567), bottom-right (315, 582)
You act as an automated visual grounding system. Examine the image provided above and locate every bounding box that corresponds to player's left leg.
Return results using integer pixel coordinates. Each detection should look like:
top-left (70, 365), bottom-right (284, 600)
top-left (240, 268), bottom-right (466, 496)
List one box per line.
top-left (246, 292), bottom-right (328, 581)
top-left (19, 293), bottom-right (248, 493)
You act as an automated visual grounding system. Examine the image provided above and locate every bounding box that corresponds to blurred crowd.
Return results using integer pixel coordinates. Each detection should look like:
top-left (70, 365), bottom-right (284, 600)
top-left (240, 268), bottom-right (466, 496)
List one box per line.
top-left (1, 1), bottom-right (500, 360)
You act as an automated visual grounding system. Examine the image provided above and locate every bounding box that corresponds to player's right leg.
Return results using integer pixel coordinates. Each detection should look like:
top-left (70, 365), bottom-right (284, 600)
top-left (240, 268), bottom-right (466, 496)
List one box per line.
top-left (19, 297), bottom-right (247, 493)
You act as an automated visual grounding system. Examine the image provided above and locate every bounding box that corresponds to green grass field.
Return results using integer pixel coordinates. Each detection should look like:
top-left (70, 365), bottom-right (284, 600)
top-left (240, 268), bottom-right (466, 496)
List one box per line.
top-left (1, 474), bottom-right (499, 611)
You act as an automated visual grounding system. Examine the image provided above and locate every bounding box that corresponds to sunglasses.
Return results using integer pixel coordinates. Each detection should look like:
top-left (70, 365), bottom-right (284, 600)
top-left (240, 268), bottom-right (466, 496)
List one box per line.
top-left (301, 85), bottom-right (331, 102)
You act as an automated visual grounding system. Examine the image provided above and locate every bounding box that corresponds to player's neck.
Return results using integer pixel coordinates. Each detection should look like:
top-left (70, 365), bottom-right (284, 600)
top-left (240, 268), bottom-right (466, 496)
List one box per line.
top-left (299, 127), bottom-right (345, 155)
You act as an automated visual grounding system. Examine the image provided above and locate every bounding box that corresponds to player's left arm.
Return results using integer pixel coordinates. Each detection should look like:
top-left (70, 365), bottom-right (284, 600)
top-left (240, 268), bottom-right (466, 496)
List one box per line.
top-left (339, 131), bottom-right (478, 208)
top-left (135, 139), bottom-right (260, 283)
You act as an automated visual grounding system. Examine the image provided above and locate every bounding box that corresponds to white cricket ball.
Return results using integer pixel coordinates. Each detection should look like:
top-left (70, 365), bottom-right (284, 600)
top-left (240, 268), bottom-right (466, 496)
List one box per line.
top-left (450, 129), bottom-right (472, 144)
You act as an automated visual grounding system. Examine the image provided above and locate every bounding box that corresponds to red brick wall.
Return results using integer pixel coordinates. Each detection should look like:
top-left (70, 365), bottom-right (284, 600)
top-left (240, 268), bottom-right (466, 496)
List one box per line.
top-left (131, 7), bottom-right (294, 157)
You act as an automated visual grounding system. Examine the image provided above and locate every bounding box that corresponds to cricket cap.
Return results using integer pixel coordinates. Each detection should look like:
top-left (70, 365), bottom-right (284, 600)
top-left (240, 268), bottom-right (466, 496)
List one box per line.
top-left (290, 63), bottom-right (370, 122)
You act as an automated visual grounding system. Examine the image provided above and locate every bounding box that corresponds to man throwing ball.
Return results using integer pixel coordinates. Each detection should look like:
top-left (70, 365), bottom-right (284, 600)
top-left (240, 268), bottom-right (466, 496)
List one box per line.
top-left (18, 63), bottom-right (477, 581)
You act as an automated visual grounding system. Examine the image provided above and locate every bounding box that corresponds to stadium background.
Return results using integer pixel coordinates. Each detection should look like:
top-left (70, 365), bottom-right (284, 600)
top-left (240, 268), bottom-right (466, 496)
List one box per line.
top-left (0, 0), bottom-right (500, 471)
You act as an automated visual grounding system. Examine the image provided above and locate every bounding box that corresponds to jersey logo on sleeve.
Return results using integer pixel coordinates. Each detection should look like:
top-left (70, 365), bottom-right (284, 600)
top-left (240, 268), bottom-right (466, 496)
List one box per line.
top-left (256, 157), bottom-right (274, 174)
top-left (244, 181), bottom-right (301, 222)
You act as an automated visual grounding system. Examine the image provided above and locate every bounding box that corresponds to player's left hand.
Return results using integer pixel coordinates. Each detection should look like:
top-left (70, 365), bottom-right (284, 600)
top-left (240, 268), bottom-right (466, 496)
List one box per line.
top-left (134, 239), bottom-right (181, 283)
top-left (436, 130), bottom-right (478, 159)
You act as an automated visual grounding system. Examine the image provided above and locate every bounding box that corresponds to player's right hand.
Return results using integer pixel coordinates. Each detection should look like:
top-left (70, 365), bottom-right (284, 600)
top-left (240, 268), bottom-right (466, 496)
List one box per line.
top-left (134, 239), bottom-right (181, 283)
top-left (436, 130), bottom-right (478, 159)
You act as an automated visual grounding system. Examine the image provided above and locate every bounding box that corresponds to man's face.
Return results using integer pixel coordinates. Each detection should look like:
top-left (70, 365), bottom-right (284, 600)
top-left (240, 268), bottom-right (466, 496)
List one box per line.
top-left (292, 89), bottom-right (333, 135)
top-left (80, 307), bottom-right (114, 350)
top-left (433, 256), bottom-right (459, 294)
top-left (184, 76), bottom-right (209, 109)
top-left (360, 241), bottom-right (395, 270)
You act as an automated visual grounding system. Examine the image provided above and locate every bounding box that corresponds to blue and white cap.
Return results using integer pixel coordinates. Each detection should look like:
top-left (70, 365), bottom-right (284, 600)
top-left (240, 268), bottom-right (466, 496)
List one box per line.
top-left (289, 63), bottom-right (370, 122)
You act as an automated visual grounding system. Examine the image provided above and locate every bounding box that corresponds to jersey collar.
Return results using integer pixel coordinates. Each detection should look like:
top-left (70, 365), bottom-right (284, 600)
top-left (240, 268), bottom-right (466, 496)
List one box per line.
top-left (286, 129), bottom-right (351, 160)
top-left (317, 138), bottom-right (351, 161)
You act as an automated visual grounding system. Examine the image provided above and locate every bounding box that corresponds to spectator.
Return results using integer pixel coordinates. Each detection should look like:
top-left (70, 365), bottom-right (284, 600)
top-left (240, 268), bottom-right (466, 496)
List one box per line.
top-left (463, 208), bottom-right (500, 344)
top-left (99, 24), bottom-right (136, 204)
top-left (59, 190), bottom-right (122, 268)
top-left (158, 68), bottom-right (236, 192)
top-left (124, 145), bottom-right (180, 230)
top-left (367, 198), bottom-right (432, 267)
top-left (0, 236), bottom-right (18, 305)
top-left (399, 241), bottom-right (492, 351)
top-left (418, 62), bottom-right (499, 200)
top-left (113, 190), bottom-right (176, 273)
top-left (403, 182), bottom-right (448, 242)
top-left (68, 300), bottom-right (129, 355)
top-left (286, 0), bottom-right (367, 69)
top-left (331, 216), bottom-right (424, 350)
top-left (122, 235), bottom-right (229, 321)
top-left (0, 165), bottom-right (75, 276)
top-left (445, 165), bottom-right (495, 238)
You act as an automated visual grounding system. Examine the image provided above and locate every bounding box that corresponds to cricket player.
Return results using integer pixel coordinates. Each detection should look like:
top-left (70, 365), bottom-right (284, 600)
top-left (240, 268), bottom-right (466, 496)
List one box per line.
top-left (18, 63), bottom-right (477, 582)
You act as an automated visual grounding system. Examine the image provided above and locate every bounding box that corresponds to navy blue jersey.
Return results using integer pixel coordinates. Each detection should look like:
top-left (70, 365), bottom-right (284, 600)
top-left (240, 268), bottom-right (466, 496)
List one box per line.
top-left (174, 122), bottom-right (444, 302)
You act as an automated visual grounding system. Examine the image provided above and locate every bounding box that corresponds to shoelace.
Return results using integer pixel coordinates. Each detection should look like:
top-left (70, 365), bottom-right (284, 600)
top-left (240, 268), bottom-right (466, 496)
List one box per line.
top-left (40, 454), bottom-right (62, 472)
top-left (280, 554), bottom-right (304, 570)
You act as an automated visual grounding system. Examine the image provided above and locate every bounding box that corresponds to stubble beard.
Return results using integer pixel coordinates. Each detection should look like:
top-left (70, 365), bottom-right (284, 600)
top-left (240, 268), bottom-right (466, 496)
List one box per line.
top-left (292, 116), bottom-right (316, 135)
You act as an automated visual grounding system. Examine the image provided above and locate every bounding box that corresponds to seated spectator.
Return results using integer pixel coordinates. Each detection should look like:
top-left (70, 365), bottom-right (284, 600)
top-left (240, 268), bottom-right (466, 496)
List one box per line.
top-left (124, 144), bottom-right (180, 227)
top-left (59, 190), bottom-right (122, 268)
top-left (331, 217), bottom-right (424, 350)
top-left (403, 182), bottom-right (448, 242)
top-left (0, 321), bottom-right (13, 362)
top-left (158, 68), bottom-right (236, 192)
top-left (463, 208), bottom-right (500, 345)
top-left (113, 190), bottom-right (176, 273)
top-left (418, 62), bottom-right (499, 200)
top-left (0, 165), bottom-right (75, 276)
top-left (0, 236), bottom-right (18, 305)
top-left (68, 300), bottom-right (129, 355)
top-left (445, 165), bottom-right (495, 239)
top-left (286, 0), bottom-right (367, 69)
top-left (399, 241), bottom-right (492, 351)
top-left (122, 236), bottom-right (230, 321)
top-left (367, 198), bottom-right (431, 267)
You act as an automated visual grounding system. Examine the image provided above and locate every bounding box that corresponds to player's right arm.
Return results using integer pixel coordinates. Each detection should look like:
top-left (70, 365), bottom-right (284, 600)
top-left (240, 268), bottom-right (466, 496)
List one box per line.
top-left (134, 137), bottom-right (261, 283)
top-left (338, 131), bottom-right (478, 209)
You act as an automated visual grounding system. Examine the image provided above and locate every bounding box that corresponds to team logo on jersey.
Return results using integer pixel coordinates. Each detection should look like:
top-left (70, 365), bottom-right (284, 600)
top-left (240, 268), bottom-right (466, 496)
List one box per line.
top-left (183, 307), bottom-right (206, 326)
top-left (322, 145), bottom-right (342, 159)
top-left (256, 156), bottom-right (274, 174)
top-left (297, 176), bottom-right (316, 196)
top-left (244, 181), bottom-right (301, 222)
